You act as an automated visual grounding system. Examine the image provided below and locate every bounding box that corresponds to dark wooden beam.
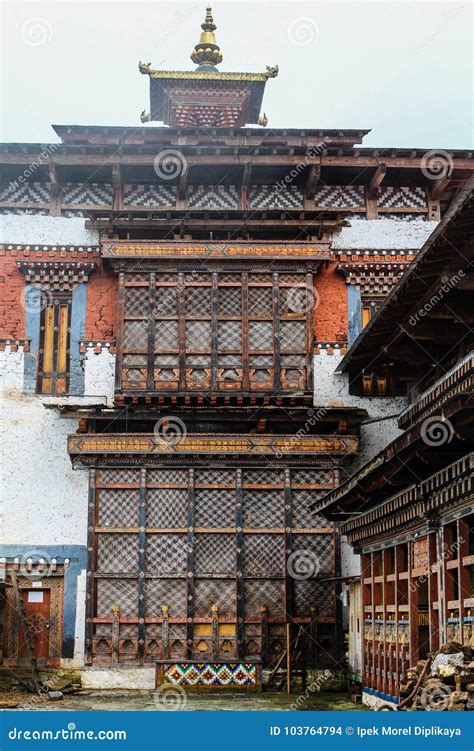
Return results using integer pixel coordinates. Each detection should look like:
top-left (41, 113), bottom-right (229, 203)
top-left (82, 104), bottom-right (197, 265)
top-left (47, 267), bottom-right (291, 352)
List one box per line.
top-left (305, 164), bottom-right (321, 200)
top-left (368, 163), bottom-right (386, 197)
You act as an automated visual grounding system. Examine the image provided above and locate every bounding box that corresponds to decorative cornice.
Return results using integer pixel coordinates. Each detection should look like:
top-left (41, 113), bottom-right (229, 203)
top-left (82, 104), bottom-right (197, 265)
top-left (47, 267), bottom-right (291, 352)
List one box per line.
top-left (17, 261), bottom-right (96, 291)
top-left (141, 69), bottom-right (271, 82)
top-left (68, 433), bottom-right (358, 458)
top-left (101, 240), bottom-right (330, 260)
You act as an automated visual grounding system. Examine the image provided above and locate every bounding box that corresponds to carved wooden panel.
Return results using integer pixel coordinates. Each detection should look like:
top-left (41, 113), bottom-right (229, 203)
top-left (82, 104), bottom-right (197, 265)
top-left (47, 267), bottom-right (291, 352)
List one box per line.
top-left (118, 268), bottom-right (314, 395)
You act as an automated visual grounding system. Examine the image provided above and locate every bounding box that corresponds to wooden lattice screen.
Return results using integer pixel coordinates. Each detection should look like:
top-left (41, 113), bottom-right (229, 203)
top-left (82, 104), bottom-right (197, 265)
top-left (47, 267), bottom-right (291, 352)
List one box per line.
top-left (87, 464), bottom-right (338, 665)
top-left (116, 269), bottom-right (314, 394)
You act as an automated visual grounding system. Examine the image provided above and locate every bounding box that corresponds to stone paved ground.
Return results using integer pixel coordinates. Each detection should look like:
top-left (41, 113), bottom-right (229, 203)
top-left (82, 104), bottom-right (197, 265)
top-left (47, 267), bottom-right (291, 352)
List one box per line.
top-left (1, 690), bottom-right (366, 712)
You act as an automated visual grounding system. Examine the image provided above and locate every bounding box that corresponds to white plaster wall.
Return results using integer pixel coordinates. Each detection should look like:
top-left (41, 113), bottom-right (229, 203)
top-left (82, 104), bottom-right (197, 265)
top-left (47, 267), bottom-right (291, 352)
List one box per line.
top-left (69, 568), bottom-right (87, 669)
top-left (82, 667), bottom-right (155, 690)
top-left (83, 347), bottom-right (116, 407)
top-left (314, 349), bottom-right (406, 473)
top-left (0, 214), bottom-right (99, 245)
top-left (332, 218), bottom-right (437, 250)
top-left (0, 347), bottom-right (89, 547)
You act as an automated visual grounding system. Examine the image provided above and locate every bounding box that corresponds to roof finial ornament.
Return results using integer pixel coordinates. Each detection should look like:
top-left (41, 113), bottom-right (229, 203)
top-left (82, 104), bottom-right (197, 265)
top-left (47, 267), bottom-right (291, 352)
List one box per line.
top-left (191, 6), bottom-right (223, 70)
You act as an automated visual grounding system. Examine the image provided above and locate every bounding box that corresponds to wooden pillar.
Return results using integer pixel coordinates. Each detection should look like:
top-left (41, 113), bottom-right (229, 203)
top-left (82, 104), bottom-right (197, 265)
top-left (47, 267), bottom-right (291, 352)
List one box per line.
top-left (210, 272), bottom-right (219, 391)
top-left (458, 518), bottom-right (470, 643)
top-left (114, 272), bottom-right (126, 391)
top-left (186, 469), bottom-right (195, 659)
top-left (273, 273), bottom-right (281, 390)
top-left (137, 468), bottom-right (147, 663)
top-left (211, 604), bottom-right (219, 659)
top-left (111, 606), bottom-right (120, 663)
top-left (284, 470), bottom-right (293, 618)
top-left (241, 273), bottom-right (249, 392)
top-left (161, 605), bottom-right (170, 659)
top-left (235, 469), bottom-right (245, 659)
top-left (112, 164), bottom-right (123, 211)
top-left (177, 273), bottom-right (186, 391)
top-left (49, 162), bottom-right (62, 217)
top-left (146, 273), bottom-right (156, 391)
top-left (85, 468), bottom-right (97, 665)
top-left (260, 606), bottom-right (269, 665)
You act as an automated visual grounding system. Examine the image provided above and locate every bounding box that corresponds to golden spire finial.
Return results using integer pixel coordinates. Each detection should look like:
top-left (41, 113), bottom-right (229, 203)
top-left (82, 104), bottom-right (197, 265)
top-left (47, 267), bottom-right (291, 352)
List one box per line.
top-left (191, 6), bottom-right (223, 69)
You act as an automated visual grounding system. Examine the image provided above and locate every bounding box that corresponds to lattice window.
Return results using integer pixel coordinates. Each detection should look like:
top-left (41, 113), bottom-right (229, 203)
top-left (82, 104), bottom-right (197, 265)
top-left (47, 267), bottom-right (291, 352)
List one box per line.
top-left (243, 490), bottom-right (284, 528)
top-left (194, 469), bottom-right (236, 486)
top-left (243, 535), bottom-right (285, 575)
top-left (194, 534), bottom-right (235, 574)
top-left (144, 579), bottom-right (187, 618)
top-left (146, 534), bottom-right (188, 574)
top-left (98, 469), bottom-right (141, 485)
top-left (248, 287), bottom-right (272, 316)
top-left (194, 579), bottom-right (235, 617)
top-left (119, 268), bottom-right (313, 394)
top-left (98, 489), bottom-right (140, 528)
top-left (218, 287), bottom-right (242, 317)
top-left (243, 469), bottom-right (284, 486)
top-left (292, 491), bottom-right (329, 529)
top-left (244, 580), bottom-right (285, 618)
top-left (249, 321), bottom-right (273, 350)
top-left (292, 534), bottom-right (334, 574)
top-left (96, 579), bottom-right (139, 618)
top-left (147, 469), bottom-right (188, 485)
top-left (97, 534), bottom-right (139, 573)
top-left (194, 489), bottom-right (236, 528)
top-left (294, 580), bottom-right (335, 617)
top-left (147, 488), bottom-right (188, 528)
top-left (291, 469), bottom-right (334, 486)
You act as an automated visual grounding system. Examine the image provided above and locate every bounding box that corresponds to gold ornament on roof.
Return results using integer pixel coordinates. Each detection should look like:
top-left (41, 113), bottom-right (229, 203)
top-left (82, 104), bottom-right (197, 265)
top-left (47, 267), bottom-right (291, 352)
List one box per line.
top-left (138, 61), bottom-right (152, 74)
top-left (265, 65), bottom-right (279, 78)
top-left (191, 6), bottom-right (223, 69)
top-left (258, 113), bottom-right (268, 127)
top-left (140, 110), bottom-right (151, 123)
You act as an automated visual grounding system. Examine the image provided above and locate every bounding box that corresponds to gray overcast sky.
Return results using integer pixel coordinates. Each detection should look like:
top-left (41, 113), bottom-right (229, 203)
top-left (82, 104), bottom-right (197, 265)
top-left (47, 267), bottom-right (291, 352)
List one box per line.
top-left (1, 0), bottom-right (472, 147)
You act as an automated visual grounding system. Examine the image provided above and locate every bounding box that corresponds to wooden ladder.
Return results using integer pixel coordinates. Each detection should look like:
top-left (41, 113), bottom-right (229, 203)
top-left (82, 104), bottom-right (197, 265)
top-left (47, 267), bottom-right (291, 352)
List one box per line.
top-left (263, 624), bottom-right (304, 693)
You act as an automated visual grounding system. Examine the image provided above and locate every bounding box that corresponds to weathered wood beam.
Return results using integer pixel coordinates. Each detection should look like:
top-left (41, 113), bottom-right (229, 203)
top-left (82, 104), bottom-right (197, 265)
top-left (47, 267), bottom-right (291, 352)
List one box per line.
top-left (428, 176), bottom-right (452, 200)
top-left (111, 164), bottom-right (123, 211)
top-left (48, 163), bottom-right (61, 217)
top-left (305, 164), bottom-right (321, 200)
top-left (368, 163), bottom-right (386, 197)
top-left (177, 166), bottom-right (189, 207)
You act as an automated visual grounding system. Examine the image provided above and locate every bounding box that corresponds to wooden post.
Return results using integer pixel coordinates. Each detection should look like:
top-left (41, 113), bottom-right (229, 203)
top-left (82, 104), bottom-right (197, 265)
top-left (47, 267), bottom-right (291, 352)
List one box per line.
top-left (286, 622), bottom-right (292, 694)
top-left (211, 604), bottom-right (219, 660)
top-left (111, 606), bottom-right (120, 663)
top-left (260, 606), bottom-right (268, 664)
top-left (161, 605), bottom-right (170, 659)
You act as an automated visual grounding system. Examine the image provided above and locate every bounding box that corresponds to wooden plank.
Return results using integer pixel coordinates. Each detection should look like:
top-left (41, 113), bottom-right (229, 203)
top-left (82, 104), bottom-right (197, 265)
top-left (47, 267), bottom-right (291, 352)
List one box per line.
top-left (85, 469), bottom-right (97, 665)
top-left (273, 272), bottom-right (281, 390)
top-left (146, 273), bottom-right (156, 391)
top-left (114, 273), bottom-right (126, 391)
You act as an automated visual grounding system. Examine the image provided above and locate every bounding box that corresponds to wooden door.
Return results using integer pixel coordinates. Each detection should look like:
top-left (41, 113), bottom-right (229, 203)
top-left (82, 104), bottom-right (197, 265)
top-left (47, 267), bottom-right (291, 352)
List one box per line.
top-left (19, 589), bottom-right (51, 659)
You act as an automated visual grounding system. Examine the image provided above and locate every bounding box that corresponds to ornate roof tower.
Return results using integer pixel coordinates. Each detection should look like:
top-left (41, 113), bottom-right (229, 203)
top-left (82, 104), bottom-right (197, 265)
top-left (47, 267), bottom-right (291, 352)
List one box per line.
top-left (139, 6), bottom-right (278, 127)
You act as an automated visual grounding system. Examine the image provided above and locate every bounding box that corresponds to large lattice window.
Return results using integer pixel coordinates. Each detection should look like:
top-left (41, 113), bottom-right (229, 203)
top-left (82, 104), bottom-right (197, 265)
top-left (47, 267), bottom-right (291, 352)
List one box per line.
top-left (118, 268), bottom-right (313, 395)
top-left (88, 464), bottom-right (337, 665)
